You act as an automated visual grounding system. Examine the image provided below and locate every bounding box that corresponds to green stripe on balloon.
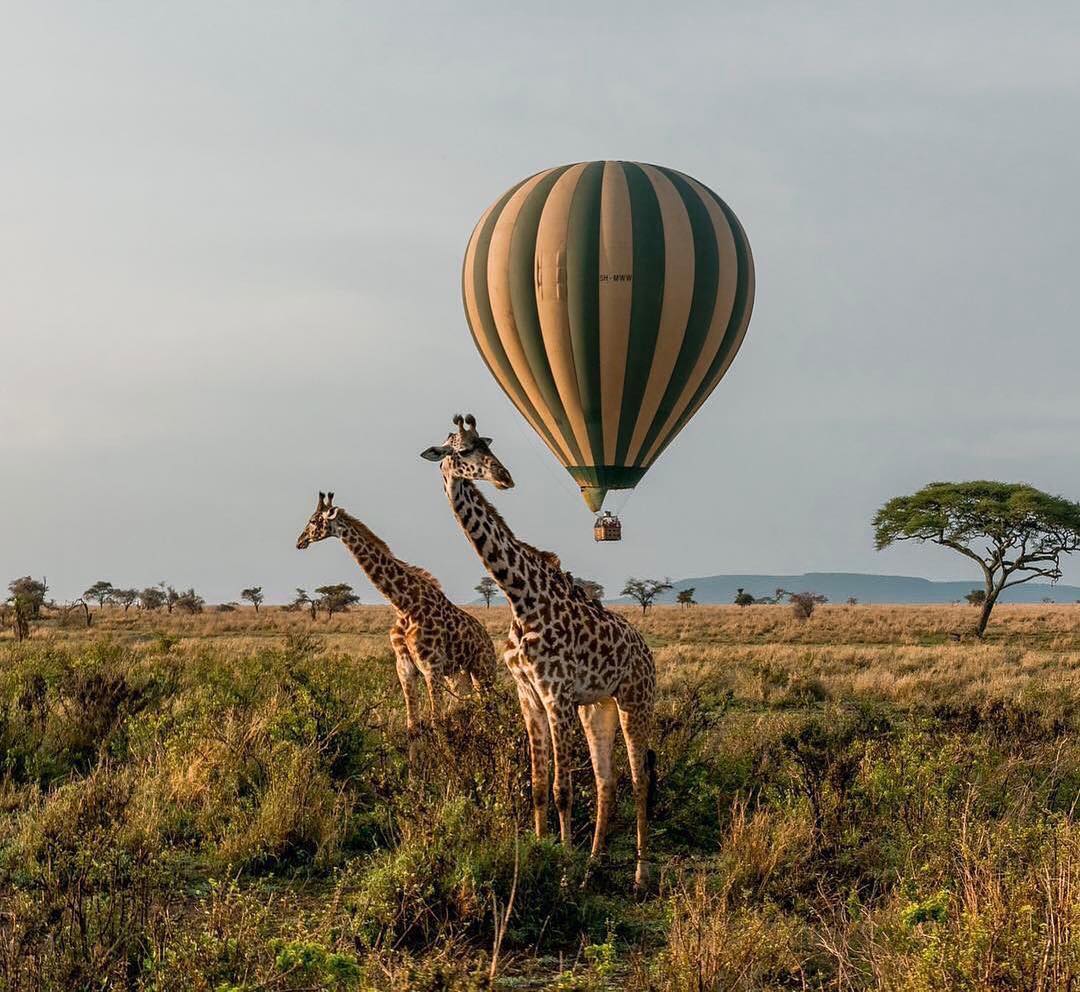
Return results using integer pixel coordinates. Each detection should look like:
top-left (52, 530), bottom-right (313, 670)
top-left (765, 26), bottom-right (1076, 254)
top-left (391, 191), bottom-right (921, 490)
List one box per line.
top-left (632, 167), bottom-right (720, 466)
top-left (507, 165), bottom-right (585, 467)
top-left (649, 188), bottom-right (754, 465)
top-left (464, 176), bottom-right (565, 460)
top-left (565, 161), bottom-right (605, 466)
top-left (614, 161), bottom-right (666, 467)
top-left (566, 465), bottom-right (649, 490)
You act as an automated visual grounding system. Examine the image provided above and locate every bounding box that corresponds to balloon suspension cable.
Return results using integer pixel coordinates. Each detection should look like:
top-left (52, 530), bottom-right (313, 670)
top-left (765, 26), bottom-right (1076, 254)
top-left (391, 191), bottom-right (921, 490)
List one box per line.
top-left (605, 489), bottom-right (635, 517)
top-left (503, 413), bottom-right (583, 501)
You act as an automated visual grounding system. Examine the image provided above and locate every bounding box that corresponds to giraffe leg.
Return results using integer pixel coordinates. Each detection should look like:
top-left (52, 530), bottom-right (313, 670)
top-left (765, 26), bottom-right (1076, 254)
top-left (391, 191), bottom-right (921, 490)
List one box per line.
top-left (543, 697), bottom-right (577, 847)
top-left (453, 668), bottom-right (473, 705)
top-left (578, 698), bottom-right (620, 858)
top-left (421, 669), bottom-right (444, 725)
top-left (617, 702), bottom-right (654, 891)
top-left (390, 625), bottom-right (422, 742)
top-left (514, 677), bottom-right (551, 838)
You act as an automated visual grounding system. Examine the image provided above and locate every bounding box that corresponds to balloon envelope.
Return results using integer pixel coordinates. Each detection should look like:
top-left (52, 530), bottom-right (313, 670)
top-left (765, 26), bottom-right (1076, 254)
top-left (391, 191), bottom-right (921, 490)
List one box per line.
top-left (462, 161), bottom-right (754, 511)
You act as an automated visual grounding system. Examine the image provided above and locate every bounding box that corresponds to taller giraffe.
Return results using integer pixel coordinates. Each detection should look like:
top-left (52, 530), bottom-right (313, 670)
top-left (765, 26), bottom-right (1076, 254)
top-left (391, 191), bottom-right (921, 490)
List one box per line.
top-left (422, 416), bottom-right (656, 889)
top-left (296, 492), bottom-right (496, 734)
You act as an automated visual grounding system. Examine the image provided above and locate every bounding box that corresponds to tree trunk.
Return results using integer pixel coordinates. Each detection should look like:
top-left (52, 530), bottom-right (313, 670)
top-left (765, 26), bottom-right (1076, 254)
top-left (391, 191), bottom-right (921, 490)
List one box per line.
top-left (975, 584), bottom-right (1001, 637)
top-left (14, 606), bottom-right (29, 641)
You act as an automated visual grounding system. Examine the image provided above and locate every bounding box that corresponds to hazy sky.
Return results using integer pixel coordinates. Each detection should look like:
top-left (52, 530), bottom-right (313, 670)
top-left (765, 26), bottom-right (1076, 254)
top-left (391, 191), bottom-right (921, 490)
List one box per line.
top-left (4, 2), bottom-right (1080, 604)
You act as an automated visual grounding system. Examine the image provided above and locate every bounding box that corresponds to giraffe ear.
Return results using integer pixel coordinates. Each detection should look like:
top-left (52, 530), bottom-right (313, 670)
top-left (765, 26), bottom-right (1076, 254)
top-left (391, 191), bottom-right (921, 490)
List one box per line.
top-left (481, 437), bottom-right (493, 446)
top-left (326, 506), bottom-right (340, 520)
top-left (421, 445), bottom-right (452, 461)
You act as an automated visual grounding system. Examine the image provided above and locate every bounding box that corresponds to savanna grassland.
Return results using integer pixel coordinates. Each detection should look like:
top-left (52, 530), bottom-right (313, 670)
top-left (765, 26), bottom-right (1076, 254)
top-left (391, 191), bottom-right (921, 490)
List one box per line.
top-left (2, 604), bottom-right (1079, 991)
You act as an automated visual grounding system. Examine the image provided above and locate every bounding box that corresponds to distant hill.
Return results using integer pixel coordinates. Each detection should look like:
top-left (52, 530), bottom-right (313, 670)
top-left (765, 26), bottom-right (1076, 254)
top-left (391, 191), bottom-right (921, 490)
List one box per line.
top-left (617, 572), bottom-right (1080, 606)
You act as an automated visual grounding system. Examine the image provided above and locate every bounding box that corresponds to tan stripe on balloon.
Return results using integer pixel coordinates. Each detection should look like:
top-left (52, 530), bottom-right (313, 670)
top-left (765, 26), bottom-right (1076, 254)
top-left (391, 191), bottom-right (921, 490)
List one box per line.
top-left (597, 162), bottom-right (634, 465)
top-left (625, 164), bottom-right (696, 466)
top-left (463, 201), bottom-right (567, 465)
top-left (534, 162), bottom-right (593, 462)
top-left (462, 203), bottom-right (494, 350)
top-left (486, 168), bottom-right (576, 467)
top-left (646, 233), bottom-right (755, 465)
top-left (641, 175), bottom-right (738, 466)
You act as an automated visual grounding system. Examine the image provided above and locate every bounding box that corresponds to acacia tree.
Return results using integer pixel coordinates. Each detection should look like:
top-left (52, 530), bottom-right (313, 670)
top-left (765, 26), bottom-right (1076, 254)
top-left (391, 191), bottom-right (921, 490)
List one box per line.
top-left (165, 585), bottom-right (181, 614)
top-left (139, 586), bottom-right (166, 611)
top-left (475, 577), bottom-right (498, 608)
top-left (84, 580), bottom-right (115, 610)
top-left (114, 588), bottom-right (139, 613)
top-left (8, 577), bottom-right (47, 620)
top-left (733, 587), bottom-right (755, 607)
top-left (241, 586), bottom-right (264, 613)
top-left (315, 583), bottom-right (359, 619)
top-left (291, 588), bottom-right (317, 619)
top-left (621, 577), bottom-right (672, 615)
top-left (874, 481), bottom-right (1080, 636)
top-left (175, 588), bottom-right (205, 614)
top-left (3, 576), bottom-right (45, 641)
top-left (677, 588), bottom-right (697, 607)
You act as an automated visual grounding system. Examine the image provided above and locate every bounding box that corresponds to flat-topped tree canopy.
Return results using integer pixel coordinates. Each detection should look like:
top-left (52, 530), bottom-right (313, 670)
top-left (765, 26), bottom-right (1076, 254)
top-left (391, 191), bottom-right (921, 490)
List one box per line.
top-left (873, 481), bottom-right (1080, 635)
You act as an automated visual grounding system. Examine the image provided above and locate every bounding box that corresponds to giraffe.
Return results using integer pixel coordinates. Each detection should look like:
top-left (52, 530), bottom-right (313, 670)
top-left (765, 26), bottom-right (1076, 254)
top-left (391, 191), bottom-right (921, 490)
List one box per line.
top-left (422, 416), bottom-right (657, 889)
top-left (296, 492), bottom-right (496, 736)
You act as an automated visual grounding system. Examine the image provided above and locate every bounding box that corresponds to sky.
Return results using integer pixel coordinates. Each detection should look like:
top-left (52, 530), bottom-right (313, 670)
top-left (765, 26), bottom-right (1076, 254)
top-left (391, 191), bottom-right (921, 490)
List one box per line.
top-left (3, 2), bottom-right (1080, 605)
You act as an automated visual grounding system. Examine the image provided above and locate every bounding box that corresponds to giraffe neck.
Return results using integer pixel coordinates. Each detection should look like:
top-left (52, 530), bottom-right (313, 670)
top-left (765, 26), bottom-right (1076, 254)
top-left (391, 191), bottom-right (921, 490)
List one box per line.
top-left (334, 512), bottom-right (431, 613)
top-left (444, 474), bottom-right (555, 614)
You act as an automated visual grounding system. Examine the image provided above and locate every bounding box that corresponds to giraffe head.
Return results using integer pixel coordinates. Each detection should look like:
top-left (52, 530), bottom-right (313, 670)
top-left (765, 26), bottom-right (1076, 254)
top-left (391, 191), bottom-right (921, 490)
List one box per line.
top-left (296, 491), bottom-right (341, 549)
top-left (420, 414), bottom-right (515, 489)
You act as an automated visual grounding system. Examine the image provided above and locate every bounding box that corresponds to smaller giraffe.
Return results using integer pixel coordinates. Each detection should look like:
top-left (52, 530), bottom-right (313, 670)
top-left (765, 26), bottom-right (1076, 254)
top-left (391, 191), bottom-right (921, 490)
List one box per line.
top-left (296, 492), bottom-right (496, 734)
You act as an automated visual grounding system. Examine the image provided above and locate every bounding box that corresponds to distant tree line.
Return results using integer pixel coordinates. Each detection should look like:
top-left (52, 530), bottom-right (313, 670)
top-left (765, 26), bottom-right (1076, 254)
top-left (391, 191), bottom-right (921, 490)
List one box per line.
top-left (78, 581), bottom-right (207, 615)
top-left (2, 574), bottom-right (371, 638)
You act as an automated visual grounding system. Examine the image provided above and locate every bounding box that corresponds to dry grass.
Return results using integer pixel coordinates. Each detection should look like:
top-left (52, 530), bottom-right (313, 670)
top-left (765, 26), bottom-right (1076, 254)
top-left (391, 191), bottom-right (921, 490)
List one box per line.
top-left (26, 602), bottom-right (1080, 716)
top-left (24, 600), bottom-right (1080, 645)
top-left (3, 603), bottom-right (1080, 990)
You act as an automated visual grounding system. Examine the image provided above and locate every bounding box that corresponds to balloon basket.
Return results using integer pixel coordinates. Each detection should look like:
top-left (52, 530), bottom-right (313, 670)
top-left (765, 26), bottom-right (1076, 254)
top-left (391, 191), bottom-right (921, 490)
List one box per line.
top-left (593, 511), bottom-right (622, 542)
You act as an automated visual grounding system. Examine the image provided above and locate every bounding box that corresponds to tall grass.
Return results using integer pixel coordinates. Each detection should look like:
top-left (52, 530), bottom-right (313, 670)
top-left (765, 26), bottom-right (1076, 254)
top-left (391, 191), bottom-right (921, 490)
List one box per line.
top-left (1, 606), bottom-right (1079, 989)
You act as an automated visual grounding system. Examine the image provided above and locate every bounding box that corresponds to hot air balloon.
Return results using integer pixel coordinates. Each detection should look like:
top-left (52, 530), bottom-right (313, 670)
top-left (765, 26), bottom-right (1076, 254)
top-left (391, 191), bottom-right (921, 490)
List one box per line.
top-left (461, 161), bottom-right (754, 536)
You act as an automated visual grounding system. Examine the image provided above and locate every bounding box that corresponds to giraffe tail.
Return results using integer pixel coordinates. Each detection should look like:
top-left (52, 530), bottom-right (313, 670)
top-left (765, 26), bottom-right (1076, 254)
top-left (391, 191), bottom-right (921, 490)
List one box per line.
top-left (646, 748), bottom-right (658, 814)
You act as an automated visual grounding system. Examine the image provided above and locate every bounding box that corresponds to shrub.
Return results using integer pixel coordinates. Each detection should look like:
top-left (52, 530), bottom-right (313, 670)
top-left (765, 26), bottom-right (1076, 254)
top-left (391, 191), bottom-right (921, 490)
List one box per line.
top-left (789, 591), bottom-right (827, 621)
